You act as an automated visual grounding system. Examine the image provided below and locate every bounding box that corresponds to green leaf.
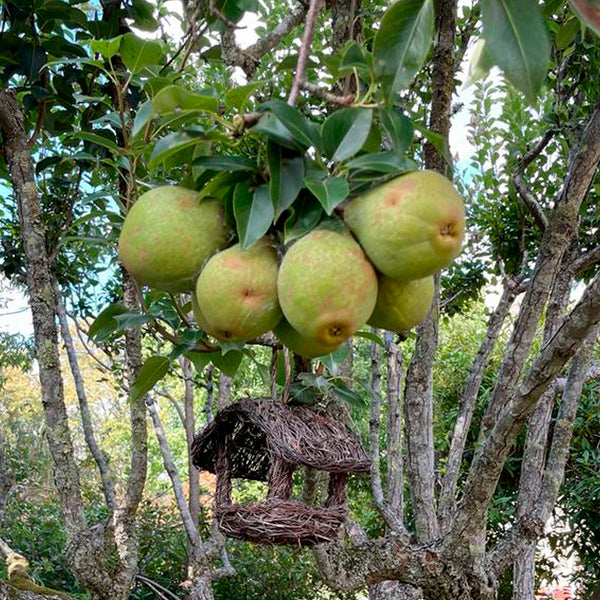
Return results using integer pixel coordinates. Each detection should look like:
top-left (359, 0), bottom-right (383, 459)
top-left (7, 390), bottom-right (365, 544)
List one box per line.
top-left (267, 142), bottom-right (305, 218)
top-left (339, 41), bottom-right (372, 77)
top-left (322, 108), bottom-right (373, 162)
top-left (130, 356), bottom-right (170, 401)
top-left (185, 351), bottom-right (213, 373)
top-left (346, 151), bottom-right (417, 173)
top-left (284, 193), bottom-right (323, 243)
top-left (130, 0), bottom-right (158, 31)
top-left (224, 80), bottom-right (269, 111)
top-left (131, 99), bottom-right (153, 138)
top-left (319, 344), bottom-right (349, 375)
top-left (152, 84), bottom-right (219, 114)
top-left (90, 36), bottom-right (122, 59)
top-left (88, 303), bottom-right (128, 342)
top-left (233, 183), bottom-right (274, 249)
top-left (481, 0), bottom-right (551, 103)
top-left (260, 100), bottom-right (319, 149)
top-left (119, 33), bottom-right (162, 74)
top-left (373, 0), bottom-right (435, 105)
top-left (465, 38), bottom-right (495, 87)
top-left (113, 312), bottom-right (157, 329)
top-left (252, 113), bottom-right (300, 150)
top-left (331, 381), bottom-right (368, 408)
top-left (71, 131), bottom-right (120, 153)
top-left (211, 349), bottom-right (244, 377)
top-left (380, 109), bottom-right (414, 155)
top-left (556, 17), bottom-right (580, 49)
top-left (414, 123), bottom-right (453, 169)
top-left (191, 156), bottom-right (258, 171)
top-left (354, 329), bottom-right (385, 347)
top-left (305, 177), bottom-right (349, 215)
top-left (149, 132), bottom-right (203, 169)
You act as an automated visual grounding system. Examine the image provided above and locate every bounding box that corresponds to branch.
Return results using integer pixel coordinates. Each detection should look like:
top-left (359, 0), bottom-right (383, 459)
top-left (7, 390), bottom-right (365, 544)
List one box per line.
top-left (221, 3), bottom-right (308, 77)
top-left (385, 332), bottom-right (405, 516)
top-left (486, 330), bottom-right (599, 576)
top-left (573, 245), bottom-right (600, 275)
top-left (478, 93), bottom-right (600, 446)
top-left (0, 89), bottom-right (87, 533)
top-left (453, 270), bottom-right (600, 544)
top-left (403, 279), bottom-right (440, 543)
top-left (146, 397), bottom-right (203, 553)
top-left (512, 130), bottom-right (555, 231)
top-left (301, 82), bottom-right (355, 106)
top-left (54, 284), bottom-right (117, 511)
top-left (438, 276), bottom-right (521, 531)
top-left (288, 0), bottom-right (324, 106)
top-left (369, 337), bottom-right (408, 536)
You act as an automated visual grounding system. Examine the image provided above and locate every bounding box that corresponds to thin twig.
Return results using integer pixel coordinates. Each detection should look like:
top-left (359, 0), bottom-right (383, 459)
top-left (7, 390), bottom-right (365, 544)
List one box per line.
top-left (301, 82), bottom-right (355, 106)
top-left (288, 0), bottom-right (324, 106)
top-left (512, 130), bottom-right (555, 231)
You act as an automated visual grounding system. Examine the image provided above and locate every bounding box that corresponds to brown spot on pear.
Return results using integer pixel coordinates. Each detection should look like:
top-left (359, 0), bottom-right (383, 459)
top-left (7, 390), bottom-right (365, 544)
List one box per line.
top-left (277, 229), bottom-right (378, 343)
top-left (118, 186), bottom-right (229, 292)
top-left (195, 238), bottom-right (282, 342)
top-left (368, 275), bottom-right (434, 333)
top-left (344, 170), bottom-right (465, 279)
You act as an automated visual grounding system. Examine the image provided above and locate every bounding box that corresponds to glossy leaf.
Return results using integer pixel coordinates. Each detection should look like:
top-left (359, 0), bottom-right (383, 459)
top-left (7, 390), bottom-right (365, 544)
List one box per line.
top-left (130, 356), bottom-right (170, 402)
top-left (90, 36), bottom-right (122, 59)
top-left (322, 108), bottom-right (373, 162)
top-left (346, 151), bottom-right (417, 173)
top-left (373, 0), bottom-right (435, 104)
top-left (465, 38), bottom-right (495, 87)
top-left (233, 183), bottom-right (274, 249)
top-left (192, 156), bottom-right (258, 172)
top-left (481, 0), bottom-right (550, 103)
top-left (268, 142), bottom-right (305, 218)
top-left (284, 194), bottom-right (323, 243)
top-left (152, 84), bottom-right (219, 114)
top-left (224, 80), bottom-right (269, 111)
top-left (380, 108), bottom-right (414, 155)
top-left (149, 132), bottom-right (203, 169)
top-left (72, 131), bottom-right (120, 153)
top-left (131, 99), bottom-right (153, 138)
top-left (305, 177), bottom-right (349, 215)
top-left (260, 100), bottom-right (319, 149)
top-left (252, 113), bottom-right (301, 150)
top-left (119, 33), bottom-right (162, 74)
top-left (88, 303), bottom-right (128, 342)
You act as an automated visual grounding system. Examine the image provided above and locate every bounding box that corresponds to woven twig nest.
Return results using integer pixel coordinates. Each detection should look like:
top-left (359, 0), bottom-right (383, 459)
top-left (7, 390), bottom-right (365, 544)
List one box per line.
top-left (217, 499), bottom-right (346, 546)
top-left (192, 398), bottom-right (370, 546)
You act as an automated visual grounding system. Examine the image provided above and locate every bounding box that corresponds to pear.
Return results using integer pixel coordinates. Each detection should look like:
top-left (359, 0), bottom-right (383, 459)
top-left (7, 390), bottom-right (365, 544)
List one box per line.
top-left (344, 170), bottom-right (465, 280)
top-left (368, 275), bottom-right (434, 333)
top-left (274, 319), bottom-right (342, 358)
top-left (277, 229), bottom-right (378, 345)
top-left (118, 186), bottom-right (228, 292)
top-left (195, 239), bottom-right (282, 342)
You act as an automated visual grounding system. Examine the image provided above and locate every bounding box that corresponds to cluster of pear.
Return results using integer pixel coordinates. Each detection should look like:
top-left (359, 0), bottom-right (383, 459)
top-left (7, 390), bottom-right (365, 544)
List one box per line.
top-left (118, 170), bottom-right (465, 357)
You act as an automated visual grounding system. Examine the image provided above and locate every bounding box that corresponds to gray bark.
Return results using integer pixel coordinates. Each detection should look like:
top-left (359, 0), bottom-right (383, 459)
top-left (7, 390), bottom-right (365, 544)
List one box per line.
top-left (439, 277), bottom-right (521, 531)
top-left (54, 286), bottom-right (117, 511)
top-left (370, 581), bottom-right (424, 600)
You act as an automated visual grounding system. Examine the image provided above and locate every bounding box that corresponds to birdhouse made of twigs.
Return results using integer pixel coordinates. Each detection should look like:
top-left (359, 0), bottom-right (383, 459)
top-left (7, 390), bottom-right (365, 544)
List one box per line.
top-left (191, 398), bottom-right (370, 546)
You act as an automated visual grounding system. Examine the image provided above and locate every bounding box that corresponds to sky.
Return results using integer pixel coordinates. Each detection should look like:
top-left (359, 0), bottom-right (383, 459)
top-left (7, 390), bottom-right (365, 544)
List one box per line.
top-left (0, 0), bottom-right (486, 337)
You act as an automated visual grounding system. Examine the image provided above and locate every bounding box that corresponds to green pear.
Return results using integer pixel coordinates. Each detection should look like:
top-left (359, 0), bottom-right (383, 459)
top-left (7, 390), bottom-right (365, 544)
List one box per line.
top-left (344, 170), bottom-right (465, 279)
top-left (195, 239), bottom-right (282, 342)
top-left (118, 186), bottom-right (228, 292)
top-left (368, 275), bottom-right (434, 333)
top-left (277, 229), bottom-right (378, 345)
top-left (274, 319), bottom-right (342, 358)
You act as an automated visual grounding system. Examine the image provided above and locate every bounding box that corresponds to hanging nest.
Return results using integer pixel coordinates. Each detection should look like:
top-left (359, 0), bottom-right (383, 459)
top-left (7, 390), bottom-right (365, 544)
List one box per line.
top-left (217, 499), bottom-right (346, 546)
top-left (192, 397), bottom-right (370, 478)
top-left (191, 398), bottom-right (370, 546)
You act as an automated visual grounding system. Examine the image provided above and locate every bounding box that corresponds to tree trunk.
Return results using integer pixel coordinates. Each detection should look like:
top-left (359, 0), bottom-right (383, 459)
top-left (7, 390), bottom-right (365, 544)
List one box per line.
top-left (370, 582), bottom-right (424, 600)
top-left (184, 576), bottom-right (214, 600)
